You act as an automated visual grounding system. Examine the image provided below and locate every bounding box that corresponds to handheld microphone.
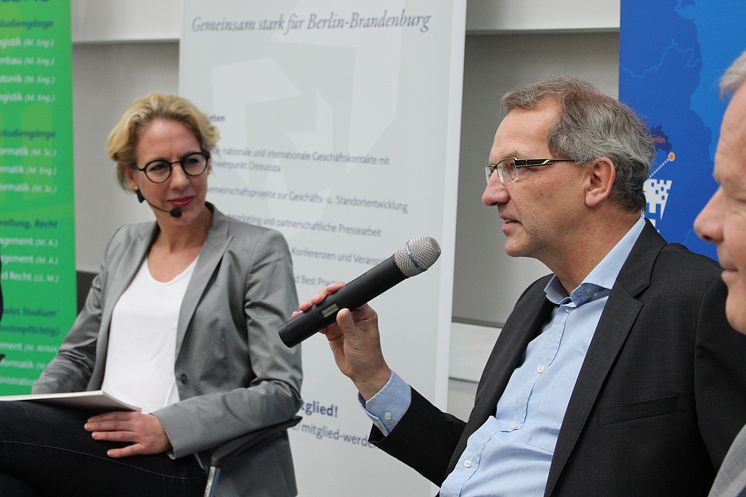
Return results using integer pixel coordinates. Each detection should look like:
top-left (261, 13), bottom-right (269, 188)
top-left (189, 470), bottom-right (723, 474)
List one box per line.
top-left (279, 236), bottom-right (441, 348)
top-left (135, 188), bottom-right (182, 218)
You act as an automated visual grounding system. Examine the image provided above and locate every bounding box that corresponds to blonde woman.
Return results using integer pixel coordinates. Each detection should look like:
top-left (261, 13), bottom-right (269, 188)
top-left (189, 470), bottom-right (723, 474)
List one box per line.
top-left (0, 94), bottom-right (302, 497)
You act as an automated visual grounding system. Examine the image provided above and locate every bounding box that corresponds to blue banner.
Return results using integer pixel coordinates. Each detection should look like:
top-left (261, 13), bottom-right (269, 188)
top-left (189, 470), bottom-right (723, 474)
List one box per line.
top-left (619, 0), bottom-right (746, 259)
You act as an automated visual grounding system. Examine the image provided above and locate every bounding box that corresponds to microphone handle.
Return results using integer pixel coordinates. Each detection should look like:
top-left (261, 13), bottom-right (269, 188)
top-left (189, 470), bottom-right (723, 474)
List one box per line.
top-left (279, 256), bottom-right (407, 347)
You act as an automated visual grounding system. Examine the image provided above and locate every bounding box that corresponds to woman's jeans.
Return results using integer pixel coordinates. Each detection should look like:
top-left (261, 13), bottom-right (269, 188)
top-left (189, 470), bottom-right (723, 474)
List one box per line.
top-left (0, 401), bottom-right (205, 497)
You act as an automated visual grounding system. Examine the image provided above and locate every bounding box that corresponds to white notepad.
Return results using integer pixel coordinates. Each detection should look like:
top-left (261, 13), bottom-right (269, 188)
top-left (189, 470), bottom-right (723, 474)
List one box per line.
top-left (0, 390), bottom-right (140, 412)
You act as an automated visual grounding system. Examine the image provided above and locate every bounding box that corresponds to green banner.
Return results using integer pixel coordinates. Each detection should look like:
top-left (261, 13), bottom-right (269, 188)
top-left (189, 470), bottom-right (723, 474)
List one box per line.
top-left (0, 0), bottom-right (75, 393)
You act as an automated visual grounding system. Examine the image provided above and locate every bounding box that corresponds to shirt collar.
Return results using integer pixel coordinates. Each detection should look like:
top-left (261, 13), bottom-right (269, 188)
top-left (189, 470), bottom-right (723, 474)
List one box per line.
top-left (545, 216), bottom-right (646, 306)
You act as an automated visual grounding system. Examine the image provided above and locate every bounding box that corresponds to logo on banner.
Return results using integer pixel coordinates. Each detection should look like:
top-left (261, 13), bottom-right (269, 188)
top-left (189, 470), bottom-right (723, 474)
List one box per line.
top-left (644, 125), bottom-right (674, 228)
top-left (644, 178), bottom-right (673, 227)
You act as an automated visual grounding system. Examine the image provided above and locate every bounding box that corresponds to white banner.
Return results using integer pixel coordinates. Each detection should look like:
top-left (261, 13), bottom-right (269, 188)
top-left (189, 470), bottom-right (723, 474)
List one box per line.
top-left (180, 1), bottom-right (465, 494)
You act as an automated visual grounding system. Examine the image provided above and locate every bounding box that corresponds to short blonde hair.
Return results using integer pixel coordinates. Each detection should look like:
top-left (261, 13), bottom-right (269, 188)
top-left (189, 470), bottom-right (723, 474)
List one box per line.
top-left (106, 93), bottom-right (220, 189)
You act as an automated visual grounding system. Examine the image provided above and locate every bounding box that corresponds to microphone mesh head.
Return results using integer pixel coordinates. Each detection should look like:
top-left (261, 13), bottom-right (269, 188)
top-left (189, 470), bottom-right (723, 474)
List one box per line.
top-left (393, 236), bottom-right (441, 277)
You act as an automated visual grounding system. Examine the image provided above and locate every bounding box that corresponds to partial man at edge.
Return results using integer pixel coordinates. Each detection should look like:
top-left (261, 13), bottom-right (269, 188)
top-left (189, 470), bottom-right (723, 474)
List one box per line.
top-left (695, 49), bottom-right (746, 497)
top-left (299, 77), bottom-right (746, 496)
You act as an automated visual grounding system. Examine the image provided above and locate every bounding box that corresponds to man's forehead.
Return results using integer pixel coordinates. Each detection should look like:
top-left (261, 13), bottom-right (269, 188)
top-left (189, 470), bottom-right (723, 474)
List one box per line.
top-left (722, 84), bottom-right (746, 127)
top-left (491, 104), bottom-right (558, 156)
top-left (715, 84), bottom-right (746, 187)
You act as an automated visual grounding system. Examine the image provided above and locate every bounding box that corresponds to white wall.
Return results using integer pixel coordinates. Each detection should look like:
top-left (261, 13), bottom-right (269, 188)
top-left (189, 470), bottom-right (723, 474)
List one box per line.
top-left (69, 0), bottom-right (620, 419)
top-left (466, 0), bottom-right (618, 33)
top-left (71, 0), bottom-right (620, 42)
top-left (72, 0), bottom-right (181, 43)
top-left (73, 44), bottom-right (179, 272)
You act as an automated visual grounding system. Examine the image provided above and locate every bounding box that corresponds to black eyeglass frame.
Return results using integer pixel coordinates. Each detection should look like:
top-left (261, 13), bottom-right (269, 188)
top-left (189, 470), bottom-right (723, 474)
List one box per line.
top-left (133, 150), bottom-right (211, 184)
top-left (485, 157), bottom-right (576, 184)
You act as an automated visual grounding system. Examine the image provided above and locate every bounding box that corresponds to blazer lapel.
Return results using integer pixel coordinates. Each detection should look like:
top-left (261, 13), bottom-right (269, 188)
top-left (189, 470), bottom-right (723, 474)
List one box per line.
top-left (175, 208), bottom-right (232, 356)
top-left (544, 221), bottom-right (665, 496)
top-left (473, 293), bottom-right (555, 423)
top-left (90, 224), bottom-right (154, 388)
top-left (448, 278), bottom-right (555, 472)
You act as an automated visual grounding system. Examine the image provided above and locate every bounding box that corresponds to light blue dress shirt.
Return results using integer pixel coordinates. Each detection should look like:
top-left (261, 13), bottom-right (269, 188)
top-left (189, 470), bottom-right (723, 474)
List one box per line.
top-left (363, 217), bottom-right (646, 496)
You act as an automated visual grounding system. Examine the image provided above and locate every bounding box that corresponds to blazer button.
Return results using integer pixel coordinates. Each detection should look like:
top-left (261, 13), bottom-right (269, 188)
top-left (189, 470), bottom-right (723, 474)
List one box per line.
top-left (180, 373), bottom-right (188, 384)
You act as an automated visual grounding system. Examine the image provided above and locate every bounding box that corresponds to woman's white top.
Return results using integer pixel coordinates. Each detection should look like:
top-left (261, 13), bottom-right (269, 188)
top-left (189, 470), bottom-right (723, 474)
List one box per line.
top-left (101, 257), bottom-right (197, 413)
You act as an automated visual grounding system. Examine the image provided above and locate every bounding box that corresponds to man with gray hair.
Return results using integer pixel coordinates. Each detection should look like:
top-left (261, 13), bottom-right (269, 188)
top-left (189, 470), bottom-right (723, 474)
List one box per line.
top-left (695, 50), bottom-right (746, 497)
top-left (300, 77), bottom-right (746, 496)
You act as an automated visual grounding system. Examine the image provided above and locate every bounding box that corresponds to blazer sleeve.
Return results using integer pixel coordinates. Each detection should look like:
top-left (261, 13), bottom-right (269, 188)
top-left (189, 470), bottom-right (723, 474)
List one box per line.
top-left (695, 275), bottom-right (746, 467)
top-left (31, 228), bottom-right (123, 394)
top-left (370, 388), bottom-right (466, 485)
top-left (154, 228), bottom-right (303, 458)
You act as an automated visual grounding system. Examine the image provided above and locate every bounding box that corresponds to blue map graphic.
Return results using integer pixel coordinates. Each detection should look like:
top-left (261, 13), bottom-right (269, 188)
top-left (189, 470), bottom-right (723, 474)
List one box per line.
top-left (619, 0), bottom-right (746, 260)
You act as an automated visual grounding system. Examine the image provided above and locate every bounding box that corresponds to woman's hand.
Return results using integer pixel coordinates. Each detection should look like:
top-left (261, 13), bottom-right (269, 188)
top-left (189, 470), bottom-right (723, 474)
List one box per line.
top-left (84, 411), bottom-right (172, 458)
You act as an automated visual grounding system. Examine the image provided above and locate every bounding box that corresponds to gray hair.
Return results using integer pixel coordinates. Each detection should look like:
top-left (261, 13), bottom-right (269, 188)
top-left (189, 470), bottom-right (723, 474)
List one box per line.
top-left (721, 50), bottom-right (746, 97)
top-left (502, 77), bottom-right (654, 213)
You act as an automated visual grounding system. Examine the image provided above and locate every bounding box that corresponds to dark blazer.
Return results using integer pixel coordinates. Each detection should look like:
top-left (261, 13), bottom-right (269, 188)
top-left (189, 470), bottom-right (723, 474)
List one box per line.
top-left (373, 221), bottom-right (746, 496)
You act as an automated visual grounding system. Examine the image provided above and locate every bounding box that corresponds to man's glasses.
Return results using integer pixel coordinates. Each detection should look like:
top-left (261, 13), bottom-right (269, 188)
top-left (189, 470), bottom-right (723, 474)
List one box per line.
top-left (485, 157), bottom-right (576, 185)
top-left (134, 151), bottom-right (210, 184)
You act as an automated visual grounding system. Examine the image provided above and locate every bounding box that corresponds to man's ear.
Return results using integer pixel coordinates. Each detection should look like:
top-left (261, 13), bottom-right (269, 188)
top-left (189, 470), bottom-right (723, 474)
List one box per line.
top-left (584, 157), bottom-right (616, 208)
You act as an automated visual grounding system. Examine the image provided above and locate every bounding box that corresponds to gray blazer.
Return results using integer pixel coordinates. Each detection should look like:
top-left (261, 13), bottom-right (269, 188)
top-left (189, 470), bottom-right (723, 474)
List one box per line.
top-left (33, 205), bottom-right (303, 497)
top-left (710, 424), bottom-right (746, 497)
